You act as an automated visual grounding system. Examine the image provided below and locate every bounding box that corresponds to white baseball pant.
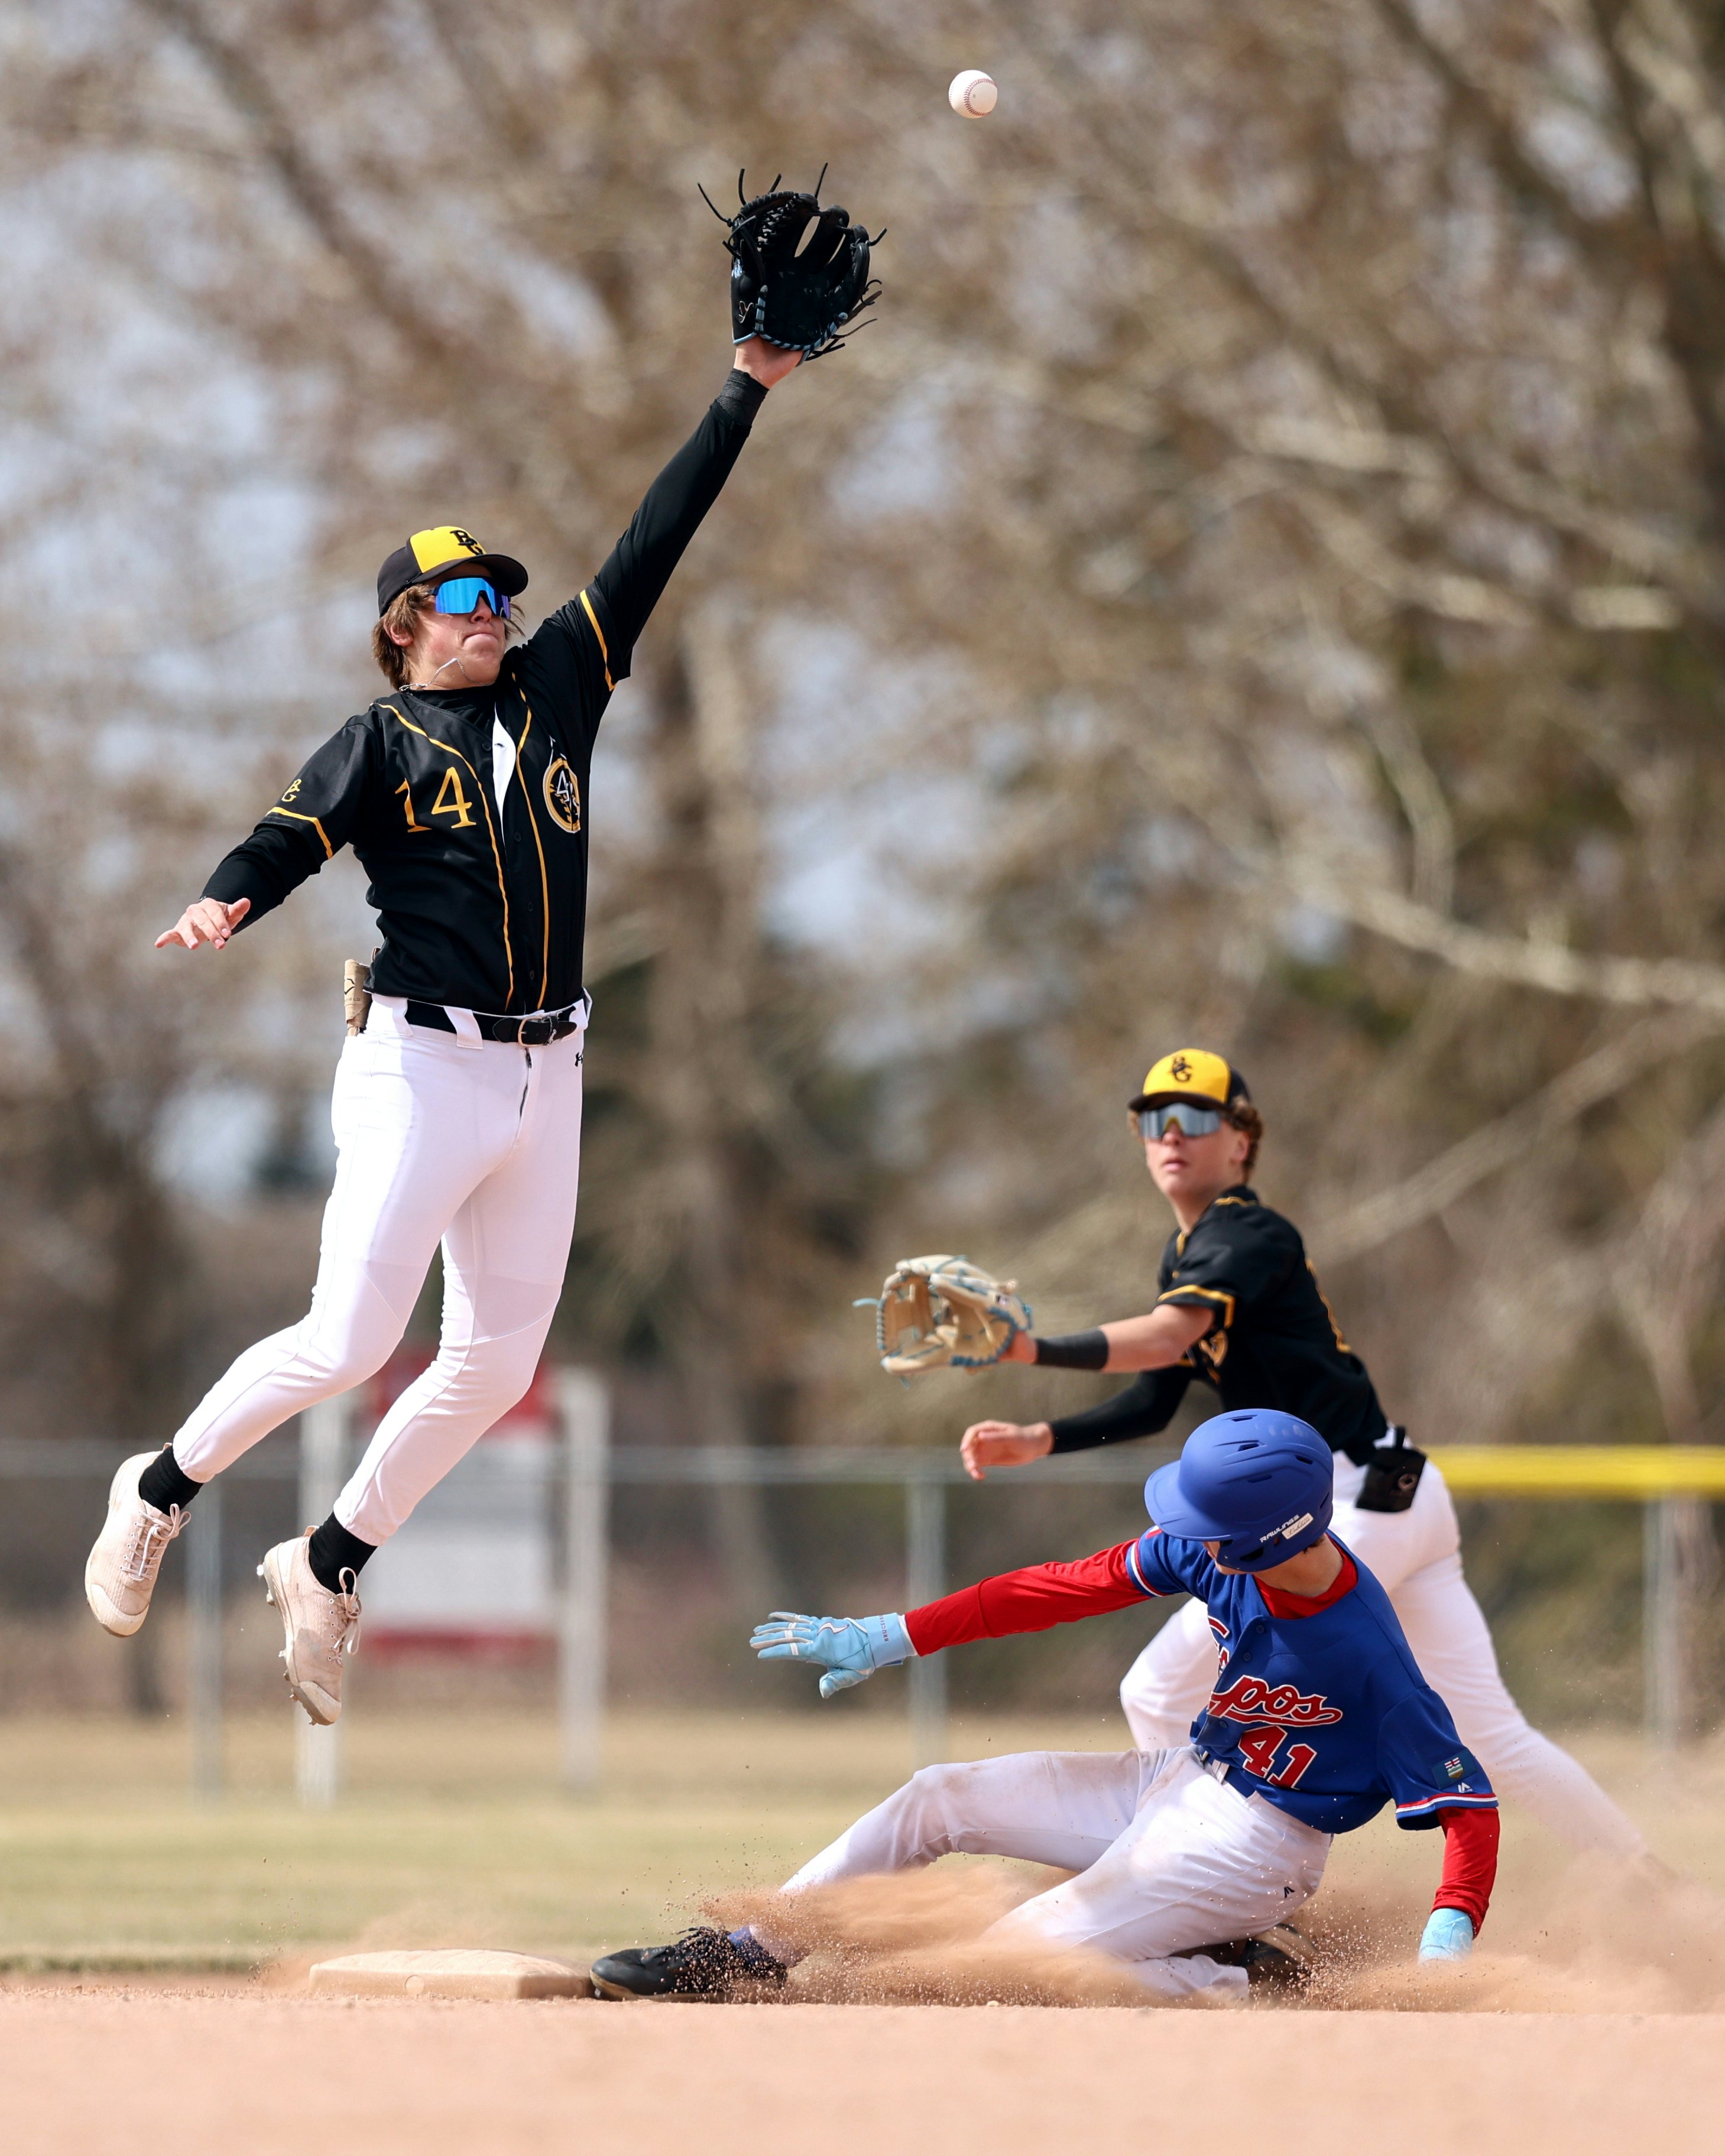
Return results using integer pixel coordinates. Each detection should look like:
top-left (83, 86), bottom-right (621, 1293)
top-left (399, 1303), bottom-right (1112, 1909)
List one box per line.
top-left (758, 1745), bottom-right (1330, 2001)
top-left (1121, 1455), bottom-right (1646, 1859)
top-left (169, 998), bottom-right (585, 1544)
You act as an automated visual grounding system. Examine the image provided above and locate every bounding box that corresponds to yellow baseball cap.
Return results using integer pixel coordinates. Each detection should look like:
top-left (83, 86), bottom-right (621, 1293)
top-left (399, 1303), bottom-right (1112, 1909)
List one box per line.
top-left (1129, 1048), bottom-right (1252, 1113)
top-left (376, 525), bottom-right (528, 615)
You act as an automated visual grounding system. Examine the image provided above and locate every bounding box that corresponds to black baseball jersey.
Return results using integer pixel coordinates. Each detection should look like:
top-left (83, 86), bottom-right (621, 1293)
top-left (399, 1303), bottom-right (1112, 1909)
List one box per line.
top-left (1048, 1184), bottom-right (1390, 1465)
top-left (203, 370), bottom-right (769, 1015)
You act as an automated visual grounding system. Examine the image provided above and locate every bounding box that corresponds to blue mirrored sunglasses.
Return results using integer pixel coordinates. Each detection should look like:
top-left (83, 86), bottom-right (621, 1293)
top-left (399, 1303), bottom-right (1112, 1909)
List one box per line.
top-left (433, 575), bottom-right (510, 619)
top-left (1137, 1102), bottom-right (1225, 1139)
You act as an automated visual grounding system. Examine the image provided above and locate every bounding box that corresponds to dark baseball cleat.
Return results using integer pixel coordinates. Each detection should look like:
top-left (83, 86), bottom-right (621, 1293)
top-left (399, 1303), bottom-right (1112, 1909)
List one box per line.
top-left (588, 1926), bottom-right (787, 2002)
top-left (1238, 1923), bottom-right (1318, 1989)
top-left (1177, 1921), bottom-right (1317, 1991)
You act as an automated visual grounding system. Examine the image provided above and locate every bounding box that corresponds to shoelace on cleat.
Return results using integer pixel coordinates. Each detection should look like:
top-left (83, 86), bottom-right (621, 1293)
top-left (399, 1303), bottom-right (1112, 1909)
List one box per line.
top-left (300, 1566), bottom-right (362, 1664)
top-left (276, 1554), bottom-right (363, 1670)
top-left (121, 1503), bottom-right (184, 1584)
top-left (332, 1569), bottom-right (362, 1658)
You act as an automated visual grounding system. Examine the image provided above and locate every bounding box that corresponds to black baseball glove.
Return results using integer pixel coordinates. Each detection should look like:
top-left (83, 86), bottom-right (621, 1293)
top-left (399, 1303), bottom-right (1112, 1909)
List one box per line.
top-left (702, 167), bottom-right (881, 361)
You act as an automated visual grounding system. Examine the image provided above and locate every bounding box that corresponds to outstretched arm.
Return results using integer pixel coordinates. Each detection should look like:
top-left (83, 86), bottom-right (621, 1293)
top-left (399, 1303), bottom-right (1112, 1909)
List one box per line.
top-left (577, 340), bottom-right (794, 677)
top-left (164, 716), bottom-right (378, 950)
top-left (751, 1540), bottom-right (1168, 1698)
top-left (905, 1541), bottom-right (1162, 1653)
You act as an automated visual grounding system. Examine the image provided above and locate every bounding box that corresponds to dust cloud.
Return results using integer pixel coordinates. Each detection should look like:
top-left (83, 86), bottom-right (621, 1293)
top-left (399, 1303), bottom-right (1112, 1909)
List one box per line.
top-left (706, 1856), bottom-right (1725, 2012)
top-left (709, 1867), bottom-right (1162, 2008)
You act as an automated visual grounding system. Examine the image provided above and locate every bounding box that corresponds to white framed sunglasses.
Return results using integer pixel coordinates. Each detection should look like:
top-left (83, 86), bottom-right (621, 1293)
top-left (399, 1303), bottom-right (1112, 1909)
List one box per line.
top-left (1136, 1102), bottom-right (1225, 1139)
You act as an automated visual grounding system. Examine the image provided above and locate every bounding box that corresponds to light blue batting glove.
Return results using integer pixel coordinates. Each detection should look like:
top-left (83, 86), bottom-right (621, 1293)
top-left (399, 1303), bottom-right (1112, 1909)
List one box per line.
top-left (750, 1612), bottom-right (916, 1700)
top-left (1418, 1908), bottom-right (1474, 1963)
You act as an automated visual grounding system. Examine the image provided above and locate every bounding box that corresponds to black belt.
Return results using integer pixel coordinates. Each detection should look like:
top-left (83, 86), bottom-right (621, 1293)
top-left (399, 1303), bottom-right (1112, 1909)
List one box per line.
top-left (404, 1000), bottom-right (582, 1047)
top-left (1192, 1748), bottom-right (1264, 1806)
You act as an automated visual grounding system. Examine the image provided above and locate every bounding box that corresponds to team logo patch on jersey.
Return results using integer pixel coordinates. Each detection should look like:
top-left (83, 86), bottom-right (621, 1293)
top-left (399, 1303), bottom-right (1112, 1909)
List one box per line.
top-left (1444, 1755), bottom-right (1465, 1778)
top-left (1207, 1674), bottom-right (1343, 1728)
top-left (543, 756), bottom-right (581, 833)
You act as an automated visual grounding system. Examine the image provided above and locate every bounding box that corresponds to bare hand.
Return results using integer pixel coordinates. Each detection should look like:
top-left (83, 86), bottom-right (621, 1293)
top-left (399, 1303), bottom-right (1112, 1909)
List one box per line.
top-left (155, 897), bottom-right (251, 952)
top-left (960, 1420), bottom-right (1055, 1482)
top-left (1000, 1331), bottom-right (1037, 1364)
top-left (734, 337), bottom-right (803, 390)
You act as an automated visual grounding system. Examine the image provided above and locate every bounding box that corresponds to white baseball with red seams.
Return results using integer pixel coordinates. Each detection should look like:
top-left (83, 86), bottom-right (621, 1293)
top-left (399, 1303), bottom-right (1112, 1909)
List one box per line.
top-left (1120, 1455), bottom-right (1649, 1859)
top-left (949, 70), bottom-right (997, 118)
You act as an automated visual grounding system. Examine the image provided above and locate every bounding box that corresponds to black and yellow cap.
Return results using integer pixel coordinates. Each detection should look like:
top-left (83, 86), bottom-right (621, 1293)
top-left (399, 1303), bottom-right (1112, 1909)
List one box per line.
top-left (1129, 1048), bottom-right (1251, 1114)
top-left (376, 525), bottom-right (529, 616)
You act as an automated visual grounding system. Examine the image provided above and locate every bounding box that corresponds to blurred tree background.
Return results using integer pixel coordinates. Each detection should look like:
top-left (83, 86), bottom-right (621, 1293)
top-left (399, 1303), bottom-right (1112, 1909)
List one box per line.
top-left (5, 0), bottom-right (1725, 1723)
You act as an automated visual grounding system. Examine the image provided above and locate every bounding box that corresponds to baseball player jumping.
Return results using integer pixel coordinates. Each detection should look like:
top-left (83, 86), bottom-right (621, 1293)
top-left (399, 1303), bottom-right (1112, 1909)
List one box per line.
top-left (589, 1410), bottom-right (1501, 2002)
top-left (82, 180), bottom-right (877, 1725)
top-left (956, 1047), bottom-right (1648, 1861)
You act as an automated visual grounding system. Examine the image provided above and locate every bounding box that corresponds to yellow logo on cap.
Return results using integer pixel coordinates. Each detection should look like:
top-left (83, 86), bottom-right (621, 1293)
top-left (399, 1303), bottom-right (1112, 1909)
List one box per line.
top-left (1139, 1047), bottom-right (1233, 1105)
top-left (409, 525), bottom-right (487, 573)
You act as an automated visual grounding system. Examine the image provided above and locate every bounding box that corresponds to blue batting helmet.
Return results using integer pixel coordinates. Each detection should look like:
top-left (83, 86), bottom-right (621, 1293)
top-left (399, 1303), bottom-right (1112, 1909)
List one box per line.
top-left (1144, 1410), bottom-right (1334, 1573)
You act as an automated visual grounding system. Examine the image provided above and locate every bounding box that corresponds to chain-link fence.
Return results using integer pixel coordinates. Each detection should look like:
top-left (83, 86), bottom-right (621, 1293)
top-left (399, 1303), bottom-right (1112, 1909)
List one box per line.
top-left (4, 1382), bottom-right (1723, 1803)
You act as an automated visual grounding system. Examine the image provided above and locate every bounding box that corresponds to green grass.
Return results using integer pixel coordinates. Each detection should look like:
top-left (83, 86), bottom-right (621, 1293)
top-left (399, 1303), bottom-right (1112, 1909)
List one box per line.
top-left (1, 1709), bottom-right (1718, 1972)
top-left (0, 1709), bottom-right (1108, 1967)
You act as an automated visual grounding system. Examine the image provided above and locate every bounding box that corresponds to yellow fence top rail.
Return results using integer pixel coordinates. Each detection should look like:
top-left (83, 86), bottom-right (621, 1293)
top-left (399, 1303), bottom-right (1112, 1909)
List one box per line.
top-left (1430, 1446), bottom-right (1725, 1497)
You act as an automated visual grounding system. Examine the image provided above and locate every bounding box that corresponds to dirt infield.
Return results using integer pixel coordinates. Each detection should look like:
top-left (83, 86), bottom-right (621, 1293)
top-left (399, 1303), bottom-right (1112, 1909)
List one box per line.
top-left (8, 1714), bottom-right (1723, 2151)
top-left (7, 1985), bottom-right (1722, 2156)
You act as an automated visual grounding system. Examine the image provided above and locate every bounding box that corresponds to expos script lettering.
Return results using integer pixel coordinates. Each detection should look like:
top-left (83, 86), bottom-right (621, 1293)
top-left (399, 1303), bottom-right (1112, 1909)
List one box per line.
top-left (1206, 1674), bottom-right (1343, 1728)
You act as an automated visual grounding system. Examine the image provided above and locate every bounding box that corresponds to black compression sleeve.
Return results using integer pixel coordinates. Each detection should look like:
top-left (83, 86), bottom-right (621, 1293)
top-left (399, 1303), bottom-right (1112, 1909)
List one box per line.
top-left (588, 369), bottom-right (768, 672)
top-left (202, 827), bottom-right (317, 924)
top-left (1034, 1331), bottom-right (1109, 1371)
top-left (1048, 1367), bottom-right (1195, 1454)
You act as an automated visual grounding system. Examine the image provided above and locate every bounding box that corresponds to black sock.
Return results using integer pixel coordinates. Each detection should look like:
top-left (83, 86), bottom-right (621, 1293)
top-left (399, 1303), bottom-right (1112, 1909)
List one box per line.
top-left (137, 1448), bottom-right (202, 1514)
top-left (307, 1514), bottom-right (376, 1594)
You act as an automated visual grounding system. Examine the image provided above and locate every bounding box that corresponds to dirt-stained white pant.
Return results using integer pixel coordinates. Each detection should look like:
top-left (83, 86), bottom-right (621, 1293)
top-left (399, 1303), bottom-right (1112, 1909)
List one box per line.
top-left (170, 998), bottom-right (585, 1544)
top-left (1121, 1456), bottom-right (1646, 1860)
top-left (760, 1746), bottom-right (1331, 2001)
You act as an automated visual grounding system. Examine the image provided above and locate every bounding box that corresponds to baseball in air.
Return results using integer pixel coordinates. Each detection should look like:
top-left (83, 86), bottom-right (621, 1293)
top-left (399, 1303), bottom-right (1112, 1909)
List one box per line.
top-left (949, 70), bottom-right (998, 118)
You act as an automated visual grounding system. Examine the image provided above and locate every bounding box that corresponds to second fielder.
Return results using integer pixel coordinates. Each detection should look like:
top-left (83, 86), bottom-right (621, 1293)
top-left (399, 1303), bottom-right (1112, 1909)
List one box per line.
top-left (959, 1047), bottom-right (1649, 1863)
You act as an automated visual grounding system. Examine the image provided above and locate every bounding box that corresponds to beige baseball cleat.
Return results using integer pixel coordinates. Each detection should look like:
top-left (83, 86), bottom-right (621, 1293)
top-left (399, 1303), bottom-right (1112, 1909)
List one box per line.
top-left (84, 1451), bottom-right (189, 1637)
top-left (258, 1533), bottom-right (362, 1726)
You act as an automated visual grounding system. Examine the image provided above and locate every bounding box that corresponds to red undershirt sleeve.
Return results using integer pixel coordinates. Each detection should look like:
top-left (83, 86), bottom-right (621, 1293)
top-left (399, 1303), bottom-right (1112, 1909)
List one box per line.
top-left (1433, 1806), bottom-right (1499, 1931)
top-left (905, 1542), bottom-right (1151, 1657)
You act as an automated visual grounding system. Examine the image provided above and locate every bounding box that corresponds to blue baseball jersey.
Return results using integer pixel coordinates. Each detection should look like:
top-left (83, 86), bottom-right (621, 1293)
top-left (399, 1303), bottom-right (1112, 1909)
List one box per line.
top-left (1127, 1530), bottom-right (1497, 1836)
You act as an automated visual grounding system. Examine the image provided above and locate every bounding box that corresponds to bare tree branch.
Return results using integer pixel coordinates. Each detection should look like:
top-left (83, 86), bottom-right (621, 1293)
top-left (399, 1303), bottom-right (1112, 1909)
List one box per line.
top-left (1287, 865), bottom-right (1725, 1014)
top-left (1311, 1006), bottom-right (1724, 1262)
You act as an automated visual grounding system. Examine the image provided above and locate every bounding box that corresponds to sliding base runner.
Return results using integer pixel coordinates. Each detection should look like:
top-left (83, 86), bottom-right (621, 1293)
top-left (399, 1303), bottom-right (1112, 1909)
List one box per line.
top-left (589, 1412), bottom-right (1500, 2003)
